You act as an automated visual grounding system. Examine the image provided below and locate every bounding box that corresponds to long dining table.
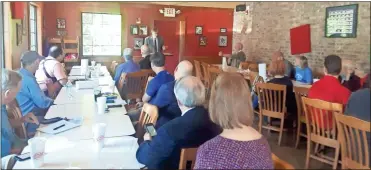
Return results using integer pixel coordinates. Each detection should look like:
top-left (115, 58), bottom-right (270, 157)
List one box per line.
top-left (13, 65), bottom-right (144, 169)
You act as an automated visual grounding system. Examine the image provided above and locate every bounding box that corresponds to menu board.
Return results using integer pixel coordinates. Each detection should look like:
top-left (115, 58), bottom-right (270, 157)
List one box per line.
top-left (325, 4), bottom-right (358, 38)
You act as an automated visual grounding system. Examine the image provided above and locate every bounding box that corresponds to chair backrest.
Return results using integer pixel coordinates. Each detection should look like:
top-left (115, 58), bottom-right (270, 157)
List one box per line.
top-left (256, 83), bottom-right (287, 117)
top-left (110, 61), bottom-right (119, 75)
top-left (118, 71), bottom-right (151, 100)
top-left (301, 97), bottom-right (343, 140)
top-left (179, 148), bottom-right (198, 170)
top-left (239, 61), bottom-right (250, 70)
top-left (142, 69), bottom-right (156, 77)
top-left (293, 86), bottom-right (310, 117)
top-left (200, 62), bottom-right (210, 87)
top-left (193, 60), bottom-right (203, 80)
top-left (138, 103), bottom-right (159, 127)
top-left (272, 153), bottom-right (294, 169)
top-left (334, 113), bottom-right (370, 169)
top-left (6, 100), bottom-right (27, 139)
top-left (208, 66), bottom-right (223, 89)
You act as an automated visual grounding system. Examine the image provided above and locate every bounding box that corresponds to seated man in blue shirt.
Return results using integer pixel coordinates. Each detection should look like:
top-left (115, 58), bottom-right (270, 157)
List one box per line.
top-left (128, 52), bottom-right (174, 122)
top-left (1, 69), bottom-right (28, 158)
top-left (114, 48), bottom-right (140, 86)
top-left (16, 51), bottom-right (54, 137)
top-left (149, 60), bottom-right (193, 129)
top-left (136, 76), bottom-right (221, 169)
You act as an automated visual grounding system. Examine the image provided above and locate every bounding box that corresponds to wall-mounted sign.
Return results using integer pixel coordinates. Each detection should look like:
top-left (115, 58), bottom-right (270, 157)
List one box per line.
top-left (164, 8), bottom-right (176, 17)
top-left (325, 4), bottom-right (358, 38)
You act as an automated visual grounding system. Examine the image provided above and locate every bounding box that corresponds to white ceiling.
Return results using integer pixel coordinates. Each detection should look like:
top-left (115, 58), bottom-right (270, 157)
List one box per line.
top-left (146, 2), bottom-right (240, 9)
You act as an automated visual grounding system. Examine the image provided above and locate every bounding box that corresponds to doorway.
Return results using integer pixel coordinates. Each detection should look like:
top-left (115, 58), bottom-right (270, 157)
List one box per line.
top-left (154, 20), bottom-right (179, 75)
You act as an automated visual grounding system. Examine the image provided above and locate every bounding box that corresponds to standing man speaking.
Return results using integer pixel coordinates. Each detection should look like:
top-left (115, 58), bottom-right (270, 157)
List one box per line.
top-left (144, 27), bottom-right (165, 54)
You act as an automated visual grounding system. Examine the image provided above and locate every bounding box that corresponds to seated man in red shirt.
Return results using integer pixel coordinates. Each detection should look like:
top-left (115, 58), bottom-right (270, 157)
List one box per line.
top-left (308, 55), bottom-right (351, 129)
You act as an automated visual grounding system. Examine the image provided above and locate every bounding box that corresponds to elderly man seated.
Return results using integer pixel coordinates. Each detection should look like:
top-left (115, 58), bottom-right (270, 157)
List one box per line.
top-left (138, 45), bottom-right (151, 69)
top-left (113, 48), bottom-right (140, 86)
top-left (136, 76), bottom-right (221, 169)
top-left (149, 60), bottom-right (193, 128)
top-left (16, 51), bottom-right (54, 137)
top-left (1, 69), bottom-right (28, 157)
top-left (340, 59), bottom-right (361, 92)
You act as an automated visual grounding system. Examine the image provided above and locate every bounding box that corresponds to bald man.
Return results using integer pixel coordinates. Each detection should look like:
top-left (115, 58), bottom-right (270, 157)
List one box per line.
top-left (139, 45), bottom-right (151, 69)
top-left (341, 59), bottom-right (361, 92)
top-left (149, 60), bottom-right (193, 128)
top-left (219, 43), bottom-right (246, 68)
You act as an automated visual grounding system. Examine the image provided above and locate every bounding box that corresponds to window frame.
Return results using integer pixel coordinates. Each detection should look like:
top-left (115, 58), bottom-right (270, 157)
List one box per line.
top-left (29, 3), bottom-right (37, 52)
top-left (80, 12), bottom-right (122, 57)
top-left (1, 2), bottom-right (4, 68)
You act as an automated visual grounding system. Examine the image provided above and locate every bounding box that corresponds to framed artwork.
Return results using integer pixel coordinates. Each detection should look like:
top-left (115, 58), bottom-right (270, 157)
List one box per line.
top-left (195, 26), bottom-right (203, 35)
top-left (220, 28), bottom-right (227, 33)
top-left (57, 30), bottom-right (67, 37)
top-left (16, 23), bottom-right (22, 46)
top-left (130, 25), bottom-right (138, 35)
top-left (199, 36), bottom-right (207, 46)
top-left (218, 36), bottom-right (228, 47)
top-left (325, 4), bottom-right (358, 38)
top-left (57, 18), bottom-right (66, 29)
top-left (134, 38), bottom-right (144, 50)
top-left (139, 25), bottom-right (148, 36)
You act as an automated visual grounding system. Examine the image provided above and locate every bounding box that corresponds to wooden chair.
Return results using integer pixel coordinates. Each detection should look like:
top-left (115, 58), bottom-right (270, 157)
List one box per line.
top-left (301, 97), bottom-right (343, 169)
top-left (293, 86), bottom-right (310, 148)
top-left (334, 113), bottom-right (370, 169)
top-left (206, 66), bottom-right (223, 101)
top-left (117, 71), bottom-right (150, 101)
top-left (136, 103), bottom-right (159, 139)
top-left (256, 83), bottom-right (287, 146)
top-left (239, 61), bottom-right (250, 70)
top-left (200, 62), bottom-right (210, 88)
top-left (6, 100), bottom-right (27, 139)
top-left (193, 60), bottom-right (203, 81)
top-left (272, 153), bottom-right (295, 169)
top-left (110, 61), bottom-right (119, 75)
top-left (179, 147), bottom-right (198, 170)
top-left (141, 69), bottom-right (156, 78)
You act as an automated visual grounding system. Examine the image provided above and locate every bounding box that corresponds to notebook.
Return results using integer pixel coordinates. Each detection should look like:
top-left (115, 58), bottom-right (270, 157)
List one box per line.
top-left (37, 117), bottom-right (83, 135)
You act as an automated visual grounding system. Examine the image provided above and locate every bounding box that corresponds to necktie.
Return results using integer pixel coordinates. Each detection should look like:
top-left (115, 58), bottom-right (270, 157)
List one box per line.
top-left (154, 38), bottom-right (158, 52)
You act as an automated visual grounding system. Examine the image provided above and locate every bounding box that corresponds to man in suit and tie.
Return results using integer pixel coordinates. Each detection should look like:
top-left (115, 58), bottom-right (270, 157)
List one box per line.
top-left (144, 27), bottom-right (165, 54)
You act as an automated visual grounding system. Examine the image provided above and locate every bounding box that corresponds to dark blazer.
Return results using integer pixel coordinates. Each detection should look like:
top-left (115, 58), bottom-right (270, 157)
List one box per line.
top-left (136, 106), bottom-right (221, 169)
top-left (149, 81), bottom-right (181, 129)
top-left (139, 55), bottom-right (151, 70)
top-left (144, 36), bottom-right (164, 54)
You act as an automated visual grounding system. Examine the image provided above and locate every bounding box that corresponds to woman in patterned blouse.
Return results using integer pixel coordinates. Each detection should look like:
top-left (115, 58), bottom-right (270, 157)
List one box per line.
top-left (194, 73), bottom-right (273, 169)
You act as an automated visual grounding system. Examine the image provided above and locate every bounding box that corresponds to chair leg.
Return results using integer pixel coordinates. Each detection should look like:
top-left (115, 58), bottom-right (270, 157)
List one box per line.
top-left (295, 121), bottom-right (301, 149)
top-left (267, 117), bottom-right (271, 134)
top-left (278, 117), bottom-right (284, 146)
top-left (305, 140), bottom-right (311, 169)
top-left (332, 146), bottom-right (340, 169)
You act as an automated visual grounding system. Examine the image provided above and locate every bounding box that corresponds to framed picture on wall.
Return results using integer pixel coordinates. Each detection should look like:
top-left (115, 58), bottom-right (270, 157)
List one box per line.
top-left (139, 25), bottom-right (148, 36)
top-left (57, 18), bottom-right (66, 29)
top-left (134, 38), bottom-right (144, 50)
top-left (195, 26), bottom-right (203, 35)
top-left (130, 25), bottom-right (139, 35)
top-left (218, 35), bottom-right (228, 47)
top-left (57, 30), bottom-right (67, 37)
top-left (325, 4), bottom-right (358, 38)
top-left (199, 36), bottom-right (207, 46)
top-left (220, 28), bottom-right (227, 33)
top-left (16, 23), bottom-right (22, 46)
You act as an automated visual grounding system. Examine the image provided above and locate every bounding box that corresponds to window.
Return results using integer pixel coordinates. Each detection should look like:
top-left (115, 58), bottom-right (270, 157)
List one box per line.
top-left (29, 4), bottom-right (37, 52)
top-left (1, 2), bottom-right (4, 68)
top-left (81, 13), bottom-right (121, 56)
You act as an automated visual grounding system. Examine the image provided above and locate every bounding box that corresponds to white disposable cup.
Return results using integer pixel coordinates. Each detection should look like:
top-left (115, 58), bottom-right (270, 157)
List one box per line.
top-left (28, 137), bottom-right (47, 168)
top-left (97, 97), bottom-right (107, 115)
top-left (91, 60), bottom-right (96, 66)
top-left (92, 123), bottom-right (106, 152)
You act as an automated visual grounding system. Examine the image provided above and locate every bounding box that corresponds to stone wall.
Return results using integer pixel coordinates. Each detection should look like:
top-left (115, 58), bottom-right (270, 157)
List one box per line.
top-left (233, 2), bottom-right (370, 74)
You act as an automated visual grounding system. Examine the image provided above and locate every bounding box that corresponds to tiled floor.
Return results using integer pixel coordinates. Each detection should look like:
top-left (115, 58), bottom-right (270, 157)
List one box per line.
top-left (252, 118), bottom-right (334, 169)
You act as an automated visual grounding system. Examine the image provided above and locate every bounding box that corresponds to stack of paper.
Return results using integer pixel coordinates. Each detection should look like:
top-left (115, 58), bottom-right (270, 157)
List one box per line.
top-left (37, 117), bottom-right (83, 135)
top-left (75, 80), bottom-right (98, 90)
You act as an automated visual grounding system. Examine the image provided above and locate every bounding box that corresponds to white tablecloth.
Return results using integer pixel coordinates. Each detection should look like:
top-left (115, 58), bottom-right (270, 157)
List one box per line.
top-left (13, 136), bottom-right (144, 169)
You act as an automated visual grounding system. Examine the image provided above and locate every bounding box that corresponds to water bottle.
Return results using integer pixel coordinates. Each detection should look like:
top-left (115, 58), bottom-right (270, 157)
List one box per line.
top-left (66, 80), bottom-right (73, 99)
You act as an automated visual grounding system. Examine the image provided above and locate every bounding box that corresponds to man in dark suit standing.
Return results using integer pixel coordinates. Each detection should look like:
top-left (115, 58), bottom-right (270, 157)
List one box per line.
top-left (144, 27), bottom-right (164, 54)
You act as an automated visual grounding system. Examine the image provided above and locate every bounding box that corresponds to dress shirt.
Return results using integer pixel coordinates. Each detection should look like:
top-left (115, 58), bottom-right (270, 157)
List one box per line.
top-left (1, 105), bottom-right (24, 158)
top-left (16, 68), bottom-right (53, 116)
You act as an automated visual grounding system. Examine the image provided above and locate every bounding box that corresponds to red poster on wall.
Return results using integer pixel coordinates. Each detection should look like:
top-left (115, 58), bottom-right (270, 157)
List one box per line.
top-left (11, 2), bottom-right (25, 19)
top-left (290, 24), bottom-right (311, 55)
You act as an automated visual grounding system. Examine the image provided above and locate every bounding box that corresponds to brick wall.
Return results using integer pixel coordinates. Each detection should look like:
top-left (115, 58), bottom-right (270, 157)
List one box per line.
top-left (233, 2), bottom-right (370, 75)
